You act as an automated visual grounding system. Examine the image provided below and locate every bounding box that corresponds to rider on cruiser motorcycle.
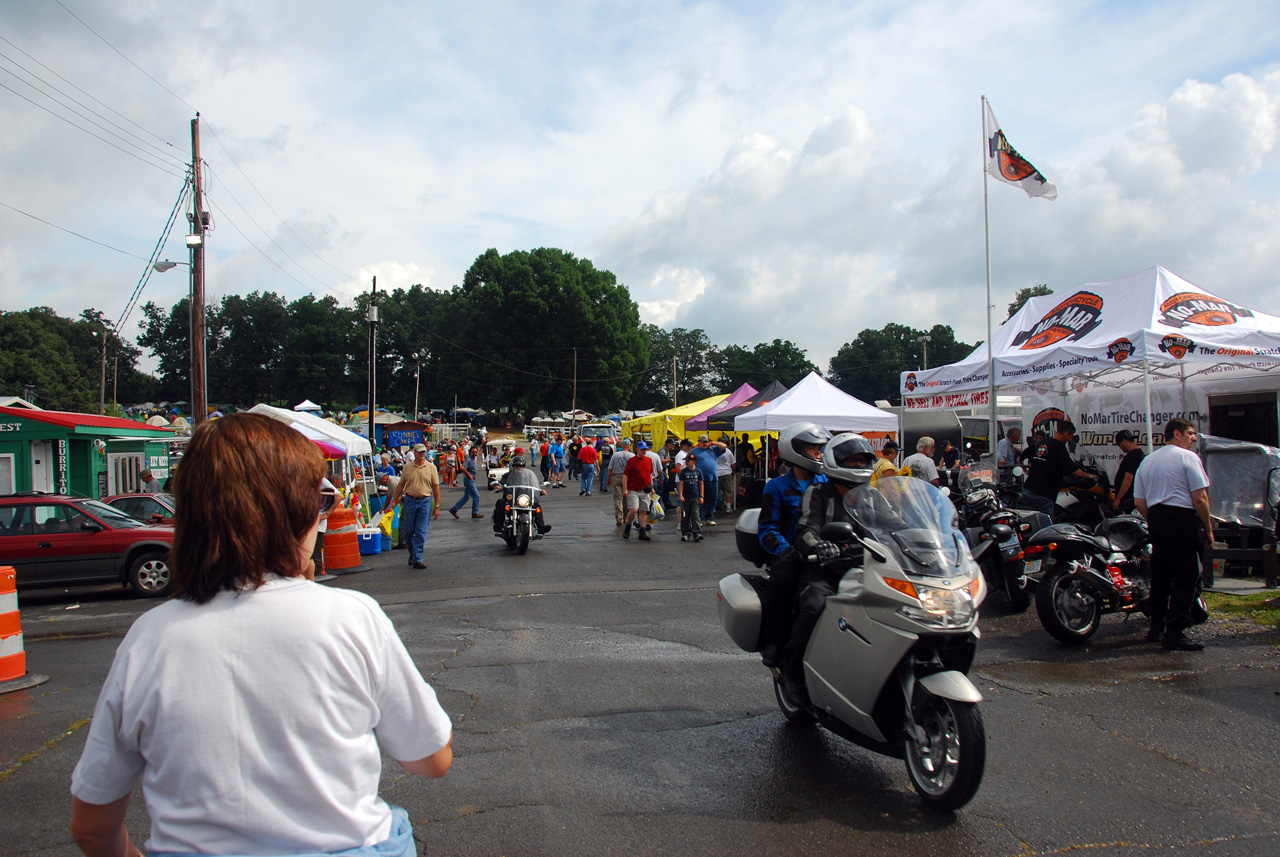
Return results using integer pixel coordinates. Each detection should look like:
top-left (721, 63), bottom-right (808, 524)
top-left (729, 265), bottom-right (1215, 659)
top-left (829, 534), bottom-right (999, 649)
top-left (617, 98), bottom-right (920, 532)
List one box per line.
top-left (756, 422), bottom-right (831, 668)
top-left (781, 432), bottom-right (875, 705)
top-left (491, 457), bottom-right (552, 534)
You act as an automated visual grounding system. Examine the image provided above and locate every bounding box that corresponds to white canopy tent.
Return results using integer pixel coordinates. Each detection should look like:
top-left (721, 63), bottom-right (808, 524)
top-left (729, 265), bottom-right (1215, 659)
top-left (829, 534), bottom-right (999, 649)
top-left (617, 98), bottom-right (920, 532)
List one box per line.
top-left (249, 404), bottom-right (375, 504)
top-left (900, 266), bottom-right (1280, 453)
top-left (736, 371), bottom-right (898, 433)
top-left (293, 399), bottom-right (322, 412)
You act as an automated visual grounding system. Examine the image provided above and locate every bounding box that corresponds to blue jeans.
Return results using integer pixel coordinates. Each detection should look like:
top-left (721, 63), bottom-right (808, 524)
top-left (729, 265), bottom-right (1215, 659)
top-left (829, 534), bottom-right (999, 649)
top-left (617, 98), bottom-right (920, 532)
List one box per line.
top-left (699, 469), bottom-right (717, 520)
top-left (400, 495), bottom-right (433, 562)
top-left (580, 463), bottom-right (596, 495)
top-left (452, 478), bottom-right (481, 515)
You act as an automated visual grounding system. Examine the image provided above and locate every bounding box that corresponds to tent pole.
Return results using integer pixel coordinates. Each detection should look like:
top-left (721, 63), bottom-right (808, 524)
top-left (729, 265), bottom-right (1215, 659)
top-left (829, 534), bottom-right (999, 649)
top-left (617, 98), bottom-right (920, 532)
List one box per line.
top-left (981, 96), bottom-right (999, 456)
top-left (1143, 360), bottom-right (1155, 454)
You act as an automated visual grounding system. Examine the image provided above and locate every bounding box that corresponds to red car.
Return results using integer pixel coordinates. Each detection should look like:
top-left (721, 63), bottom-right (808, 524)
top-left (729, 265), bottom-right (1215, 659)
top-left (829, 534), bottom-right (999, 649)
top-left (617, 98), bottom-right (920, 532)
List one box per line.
top-left (0, 493), bottom-right (174, 598)
top-left (105, 492), bottom-right (177, 526)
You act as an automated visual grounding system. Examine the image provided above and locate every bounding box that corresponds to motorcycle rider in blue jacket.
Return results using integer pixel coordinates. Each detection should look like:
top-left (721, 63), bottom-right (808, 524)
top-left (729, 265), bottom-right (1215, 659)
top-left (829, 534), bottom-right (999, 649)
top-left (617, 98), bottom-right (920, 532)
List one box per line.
top-left (756, 422), bottom-right (830, 667)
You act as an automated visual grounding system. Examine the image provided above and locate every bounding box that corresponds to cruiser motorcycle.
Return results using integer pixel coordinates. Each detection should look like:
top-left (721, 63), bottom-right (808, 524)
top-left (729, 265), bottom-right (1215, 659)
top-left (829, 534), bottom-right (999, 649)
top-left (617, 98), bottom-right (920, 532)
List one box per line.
top-left (493, 482), bottom-right (543, 555)
top-left (720, 476), bottom-right (988, 811)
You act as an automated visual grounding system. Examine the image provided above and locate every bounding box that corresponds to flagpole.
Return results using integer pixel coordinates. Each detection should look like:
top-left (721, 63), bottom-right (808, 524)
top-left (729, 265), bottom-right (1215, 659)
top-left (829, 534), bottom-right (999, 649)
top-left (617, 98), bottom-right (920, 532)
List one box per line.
top-left (982, 95), bottom-right (998, 462)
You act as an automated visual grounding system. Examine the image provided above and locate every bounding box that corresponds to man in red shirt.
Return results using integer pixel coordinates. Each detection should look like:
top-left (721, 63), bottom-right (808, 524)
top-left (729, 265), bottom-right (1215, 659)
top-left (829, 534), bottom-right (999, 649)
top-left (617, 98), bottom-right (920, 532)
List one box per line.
top-left (621, 441), bottom-right (654, 541)
top-left (578, 442), bottom-right (600, 496)
top-left (539, 438), bottom-right (551, 481)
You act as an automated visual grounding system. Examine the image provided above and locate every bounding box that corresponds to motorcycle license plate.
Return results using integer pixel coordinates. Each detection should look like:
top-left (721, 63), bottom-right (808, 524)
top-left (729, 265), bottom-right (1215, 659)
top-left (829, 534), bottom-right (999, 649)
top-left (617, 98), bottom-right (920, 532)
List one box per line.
top-left (1023, 559), bottom-right (1041, 576)
top-left (1000, 536), bottom-right (1021, 555)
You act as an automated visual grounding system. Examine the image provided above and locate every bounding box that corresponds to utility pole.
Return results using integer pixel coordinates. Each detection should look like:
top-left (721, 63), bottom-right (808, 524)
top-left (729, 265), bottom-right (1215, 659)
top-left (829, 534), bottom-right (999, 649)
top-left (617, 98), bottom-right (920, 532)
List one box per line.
top-left (97, 323), bottom-right (107, 415)
top-left (672, 355), bottom-right (677, 407)
top-left (367, 277), bottom-right (378, 448)
top-left (112, 353), bottom-right (118, 411)
top-left (412, 351), bottom-right (421, 423)
top-left (189, 115), bottom-right (208, 427)
top-left (571, 348), bottom-right (577, 429)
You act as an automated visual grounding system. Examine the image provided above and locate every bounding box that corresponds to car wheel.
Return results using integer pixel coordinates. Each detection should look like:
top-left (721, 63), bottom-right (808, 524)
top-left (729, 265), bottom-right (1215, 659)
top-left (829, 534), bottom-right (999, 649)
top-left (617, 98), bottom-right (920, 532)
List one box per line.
top-left (129, 551), bottom-right (173, 597)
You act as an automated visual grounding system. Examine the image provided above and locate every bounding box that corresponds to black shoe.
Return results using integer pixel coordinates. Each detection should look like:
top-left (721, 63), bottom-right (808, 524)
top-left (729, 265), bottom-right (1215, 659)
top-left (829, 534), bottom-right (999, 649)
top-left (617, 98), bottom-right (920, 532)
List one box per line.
top-left (392, 543), bottom-right (406, 550)
top-left (413, 561), bottom-right (427, 569)
top-left (538, 524), bottom-right (552, 534)
top-left (580, 490), bottom-right (586, 496)
top-left (623, 522), bottom-right (632, 539)
top-left (1161, 632), bottom-right (1204, 651)
top-left (695, 534), bottom-right (703, 542)
top-left (449, 508), bottom-right (459, 519)
top-left (1145, 624), bottom-right (1164, 643)
top-left (760, 644), bottom-right (781, 668)
top-left (781, 675), bottom-right (810, 708)
top-left (638, 530), bottom-right (651, 541)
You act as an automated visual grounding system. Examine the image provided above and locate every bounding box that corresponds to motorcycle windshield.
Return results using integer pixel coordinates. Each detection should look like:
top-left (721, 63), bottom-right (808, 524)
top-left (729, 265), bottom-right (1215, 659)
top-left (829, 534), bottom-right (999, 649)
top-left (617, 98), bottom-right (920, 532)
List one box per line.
top-left (845, 476), bottom-right (969, 579)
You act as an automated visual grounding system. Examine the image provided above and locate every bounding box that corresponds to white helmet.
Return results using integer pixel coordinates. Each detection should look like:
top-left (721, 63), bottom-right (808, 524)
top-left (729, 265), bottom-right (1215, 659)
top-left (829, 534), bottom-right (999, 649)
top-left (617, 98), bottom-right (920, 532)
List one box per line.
top-left (778, 422), bottom-right (832, 473)
top-left (822, 433), bottom-right (876, 486)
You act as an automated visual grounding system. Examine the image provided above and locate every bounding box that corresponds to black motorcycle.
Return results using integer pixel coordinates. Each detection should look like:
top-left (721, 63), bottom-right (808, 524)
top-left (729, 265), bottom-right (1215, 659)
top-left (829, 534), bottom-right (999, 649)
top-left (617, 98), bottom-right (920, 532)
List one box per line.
top-left (491, 480), bottom-right (543, 555)
top-left (956, 463), bottom-right (1048, 613)
top-left (1025, 514), bottom-right (1152, 643)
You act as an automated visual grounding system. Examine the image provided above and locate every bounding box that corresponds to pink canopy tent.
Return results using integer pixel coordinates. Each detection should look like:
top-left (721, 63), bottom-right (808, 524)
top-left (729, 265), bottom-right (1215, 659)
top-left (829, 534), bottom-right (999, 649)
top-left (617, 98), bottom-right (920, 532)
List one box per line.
top-left (684, 383), bottom-right (758, 432)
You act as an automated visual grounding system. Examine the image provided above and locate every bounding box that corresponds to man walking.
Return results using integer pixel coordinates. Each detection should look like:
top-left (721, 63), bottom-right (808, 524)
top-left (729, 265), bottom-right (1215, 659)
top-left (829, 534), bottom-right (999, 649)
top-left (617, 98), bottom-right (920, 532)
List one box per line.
top-left (1134, 419), bottom-right (1213, 651)
top-left (606, 438), bottom-right (633, 526)
top-left (578, 440), bottom-right (599, 496)
top-left (389, 442), bottom-right (442, 569)
top-left (690, 434), bottom-right (728, 525)
top-left (449, 445), bottom-right (484, 519)
top-left (622, 441), bottom-right (654, 541)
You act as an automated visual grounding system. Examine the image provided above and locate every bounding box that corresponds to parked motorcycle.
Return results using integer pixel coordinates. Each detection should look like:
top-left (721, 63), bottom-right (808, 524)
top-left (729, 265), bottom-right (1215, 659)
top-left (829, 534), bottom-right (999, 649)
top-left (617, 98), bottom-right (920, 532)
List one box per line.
top-left (720, 476), bottom-right (988, 811)
top-left (1026, 513), bottom-right (1152, 643)
top-left (957, 463), bottom-right (1048, 613)
top-left (492, 480), bottom-right (543, 555)
top-left (1053, 451), bottom-right (1112, 527)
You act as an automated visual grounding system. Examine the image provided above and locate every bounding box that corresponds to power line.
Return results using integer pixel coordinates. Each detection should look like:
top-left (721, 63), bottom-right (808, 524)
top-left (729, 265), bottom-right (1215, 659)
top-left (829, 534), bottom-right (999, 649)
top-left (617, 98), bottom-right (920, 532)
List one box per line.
top-left (114, 177), bottom-right (192, 334)
top-left (0, 198), bottom-right (153, 261)
top-left (52, 0), bottom-right (198, 114)
top-left (206, 198), bottom-right (330, 295)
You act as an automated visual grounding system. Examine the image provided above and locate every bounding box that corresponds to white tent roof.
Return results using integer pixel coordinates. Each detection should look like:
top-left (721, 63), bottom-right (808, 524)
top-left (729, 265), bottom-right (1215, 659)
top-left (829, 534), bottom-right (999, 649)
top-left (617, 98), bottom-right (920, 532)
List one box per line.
top-left (735, 371), bottom-right (897, 432)
top-left (902, 266), bottom-right (1280, 401)
top-left (249, 404), bottom-right (372, 456)
top-left (293, 399), bottom-right (322, 412)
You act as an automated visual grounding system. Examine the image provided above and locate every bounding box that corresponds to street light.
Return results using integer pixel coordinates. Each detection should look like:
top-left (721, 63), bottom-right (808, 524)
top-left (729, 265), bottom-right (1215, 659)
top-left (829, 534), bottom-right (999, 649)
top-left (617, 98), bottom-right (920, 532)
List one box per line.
top-left (152, 258), bottom-right (203, 424)
top-left (917, 334), bottom-right (932, 371)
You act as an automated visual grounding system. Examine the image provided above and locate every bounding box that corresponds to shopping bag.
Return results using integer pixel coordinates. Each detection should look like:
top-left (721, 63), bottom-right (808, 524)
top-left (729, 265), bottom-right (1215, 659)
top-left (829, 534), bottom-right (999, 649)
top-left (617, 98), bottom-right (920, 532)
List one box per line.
top-left (649, 493), bottom-right (665, 521)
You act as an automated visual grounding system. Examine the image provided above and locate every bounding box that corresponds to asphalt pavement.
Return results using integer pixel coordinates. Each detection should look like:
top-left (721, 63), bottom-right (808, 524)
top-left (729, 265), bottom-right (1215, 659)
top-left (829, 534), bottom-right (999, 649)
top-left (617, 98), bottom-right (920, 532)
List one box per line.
top-left (3, 480), bottom-right (1280, 857)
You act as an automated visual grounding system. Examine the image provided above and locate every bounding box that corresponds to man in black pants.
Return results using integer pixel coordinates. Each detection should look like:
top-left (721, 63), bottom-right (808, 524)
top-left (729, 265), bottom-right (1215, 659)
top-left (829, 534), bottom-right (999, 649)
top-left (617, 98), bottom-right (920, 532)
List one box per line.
top-left (1134, 418), bottom-right (1213, 651)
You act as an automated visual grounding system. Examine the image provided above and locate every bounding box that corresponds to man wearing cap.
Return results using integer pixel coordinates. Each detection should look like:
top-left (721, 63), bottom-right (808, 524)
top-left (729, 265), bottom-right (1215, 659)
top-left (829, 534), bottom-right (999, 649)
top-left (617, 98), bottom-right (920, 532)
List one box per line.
top-left (1112, 429), bottom-right (1145, 514)
top-left (621, 441), bottom-right (654, 541)
top-left (691, 434), bottom-right (729, 525)
top-left (491, 456), bottom-right (551, 535)
top-left (389, 443), bottom-right (442, 569)
top-left (872, 440), bottom-right (900, 482)
top-left (606, 438), bottom-right (634, 526)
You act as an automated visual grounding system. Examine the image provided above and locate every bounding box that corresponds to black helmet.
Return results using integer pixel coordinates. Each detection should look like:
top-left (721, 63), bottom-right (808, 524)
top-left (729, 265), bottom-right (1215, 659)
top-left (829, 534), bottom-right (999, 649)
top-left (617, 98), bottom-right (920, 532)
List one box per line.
top-left (511, 456), bottom-right (526, 467)
top-left (822, 433), bottom-right (875, 486)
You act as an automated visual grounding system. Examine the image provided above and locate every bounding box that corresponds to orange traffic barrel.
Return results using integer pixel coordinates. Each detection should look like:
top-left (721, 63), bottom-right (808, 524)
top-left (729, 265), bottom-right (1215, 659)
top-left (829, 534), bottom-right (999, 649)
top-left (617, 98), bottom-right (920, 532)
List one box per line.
top-left (0, 566), bottom-right (25, 682)
top-left (325, 507), bottom-right (361, 570)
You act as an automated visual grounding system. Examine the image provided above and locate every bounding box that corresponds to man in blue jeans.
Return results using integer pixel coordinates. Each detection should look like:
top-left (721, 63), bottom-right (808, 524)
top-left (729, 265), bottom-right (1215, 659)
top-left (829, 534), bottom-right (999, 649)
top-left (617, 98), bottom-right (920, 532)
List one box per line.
top-left (449, 445), bottom-right (483, 519)
top-left (389, 443), bottom-right (441, 569)
top-left (691, 434), bottom-right (729, 525)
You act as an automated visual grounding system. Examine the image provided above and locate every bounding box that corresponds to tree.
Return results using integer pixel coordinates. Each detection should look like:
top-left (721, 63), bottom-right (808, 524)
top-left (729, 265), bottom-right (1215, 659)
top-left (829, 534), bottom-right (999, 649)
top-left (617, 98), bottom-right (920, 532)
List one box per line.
top-left (0, 310), bottom-right (95, 410)
top-left (1006, 284), bottom-right (1053, 321)
top-left (828, 323), bottom-right (973, 405)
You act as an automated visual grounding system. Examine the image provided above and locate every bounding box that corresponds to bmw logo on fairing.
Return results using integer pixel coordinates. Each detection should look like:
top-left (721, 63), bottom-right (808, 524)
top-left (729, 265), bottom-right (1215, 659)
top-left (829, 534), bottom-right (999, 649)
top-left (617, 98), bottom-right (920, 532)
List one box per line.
top-left (943, 580), bottom-right (951, 586)
top-left (837, 617), bottom-right (849, 631)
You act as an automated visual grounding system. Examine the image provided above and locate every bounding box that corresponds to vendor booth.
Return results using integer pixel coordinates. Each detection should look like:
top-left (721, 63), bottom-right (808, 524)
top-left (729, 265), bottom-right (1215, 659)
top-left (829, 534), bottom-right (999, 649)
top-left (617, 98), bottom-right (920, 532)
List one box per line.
top-left (621, 394), bottom-right (728, 443)
top-left (248, 405), bottom-right (375, 502)
top-left (736, 372), bottom-right (897, 437)
top-left (0, 406), bottom-right (176, 497)
top-left (683, 384), bottom-right (758, 435)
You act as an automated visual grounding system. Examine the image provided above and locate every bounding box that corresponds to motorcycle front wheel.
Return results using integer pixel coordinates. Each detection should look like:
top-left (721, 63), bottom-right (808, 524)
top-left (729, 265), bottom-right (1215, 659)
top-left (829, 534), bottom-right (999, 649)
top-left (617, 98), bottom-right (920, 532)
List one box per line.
top-left (516, 530), bottom-right (530, 555)
top-left (1035, 561), bottom-right (1101, 643)
top-left (904, 697), bottom-right (986, 812)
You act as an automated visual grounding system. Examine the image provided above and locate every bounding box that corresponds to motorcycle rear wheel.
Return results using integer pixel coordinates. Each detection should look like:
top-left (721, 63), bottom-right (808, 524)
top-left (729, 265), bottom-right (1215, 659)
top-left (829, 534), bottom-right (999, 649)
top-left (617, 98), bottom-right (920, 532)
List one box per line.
top-left (1035, 561), bottom-right (1101, 643)
top-left (772, 677), bottom-right (814, 726)
top-left (904, 698), bottom-right (986, 812)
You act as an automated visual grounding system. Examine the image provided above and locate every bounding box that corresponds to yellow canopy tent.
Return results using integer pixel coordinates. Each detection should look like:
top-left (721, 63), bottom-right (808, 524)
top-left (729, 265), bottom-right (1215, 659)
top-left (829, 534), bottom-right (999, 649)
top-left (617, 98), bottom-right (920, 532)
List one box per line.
top-left (621, 394), bottom-right (728, 443)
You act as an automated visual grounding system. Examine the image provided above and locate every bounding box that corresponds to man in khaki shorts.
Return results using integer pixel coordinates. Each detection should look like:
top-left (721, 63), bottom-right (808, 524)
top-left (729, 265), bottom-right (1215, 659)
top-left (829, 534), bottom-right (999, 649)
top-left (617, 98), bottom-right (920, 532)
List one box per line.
top-left (606, 438), bottom-right (634, 527)
top-left (622, 441), bottom-right (653, 541)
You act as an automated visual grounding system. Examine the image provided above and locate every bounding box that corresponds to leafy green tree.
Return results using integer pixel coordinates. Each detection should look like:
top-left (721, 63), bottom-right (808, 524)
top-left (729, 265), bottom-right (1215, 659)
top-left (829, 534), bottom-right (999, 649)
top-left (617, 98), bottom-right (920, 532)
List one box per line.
top-left (828, 323), bottom-right (972, 405)
top-left (138, 298), bottom-right (194, 402)
top-left (277, 294), bottom-right (364, 409)
top-left (0, 310), bottom-right (95, 410)
top-left (211, 291), bottom-right (291, 404)
top-left (715, 339), bottom-right (817, 391)
top-left (1006, 284), bottom-right (1053, 321)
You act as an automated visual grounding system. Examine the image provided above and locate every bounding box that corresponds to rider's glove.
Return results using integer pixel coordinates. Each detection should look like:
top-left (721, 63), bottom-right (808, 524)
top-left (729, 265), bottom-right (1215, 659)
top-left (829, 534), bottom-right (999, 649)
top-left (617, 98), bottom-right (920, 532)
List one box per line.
top-left (814, 541), bottom-right (841, 562)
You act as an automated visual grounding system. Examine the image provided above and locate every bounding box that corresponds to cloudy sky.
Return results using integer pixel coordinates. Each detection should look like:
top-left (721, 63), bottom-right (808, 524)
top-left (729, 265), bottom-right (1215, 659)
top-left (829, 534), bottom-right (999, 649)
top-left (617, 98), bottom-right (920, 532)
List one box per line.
top-left (2, 0), bottom-right (1279, 375)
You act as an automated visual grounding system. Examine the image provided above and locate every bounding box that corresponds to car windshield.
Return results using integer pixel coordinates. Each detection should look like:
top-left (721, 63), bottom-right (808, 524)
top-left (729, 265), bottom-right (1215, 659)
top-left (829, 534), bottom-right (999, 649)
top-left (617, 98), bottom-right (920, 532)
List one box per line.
top-left (577, 424), bottom-right (614, 439)
top-left (843, 476), bottom-right (968, 579)
top-left (76, 499), bottom-right (145, 528)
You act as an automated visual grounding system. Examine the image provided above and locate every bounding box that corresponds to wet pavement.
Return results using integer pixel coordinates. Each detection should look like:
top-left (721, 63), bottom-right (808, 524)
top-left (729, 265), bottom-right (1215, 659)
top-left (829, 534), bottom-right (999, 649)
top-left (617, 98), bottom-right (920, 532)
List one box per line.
top-left (3, 484), bottom-right (1280, 856)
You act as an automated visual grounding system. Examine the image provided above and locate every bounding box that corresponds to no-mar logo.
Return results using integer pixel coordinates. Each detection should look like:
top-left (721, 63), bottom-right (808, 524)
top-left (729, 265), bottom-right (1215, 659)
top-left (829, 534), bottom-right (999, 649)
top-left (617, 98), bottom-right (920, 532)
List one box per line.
top-left (904, 373), bottom-right (918, 392)
top-left (1158, 334), bottom-right (1194, 360)
top-left (1159, 292), bottom-right (1253, 329)
top-left (1107, 338), bottom-right (1135, 363)
top-left (1032, 408), bottom-right (1066, 435)
top-left (1013, 291), bottom-right (1105, 350)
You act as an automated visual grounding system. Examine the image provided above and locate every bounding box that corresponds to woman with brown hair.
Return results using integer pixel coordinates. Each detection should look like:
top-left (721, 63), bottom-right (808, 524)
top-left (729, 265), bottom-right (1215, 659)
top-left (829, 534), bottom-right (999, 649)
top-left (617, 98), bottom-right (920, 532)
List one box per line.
top-left (69, 413), bottom-right (452, 857)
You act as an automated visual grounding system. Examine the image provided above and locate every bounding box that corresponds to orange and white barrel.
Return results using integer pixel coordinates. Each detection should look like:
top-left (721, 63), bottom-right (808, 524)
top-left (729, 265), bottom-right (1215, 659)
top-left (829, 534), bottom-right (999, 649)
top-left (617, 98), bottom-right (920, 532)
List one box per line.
top-left (325, 508), bottom-right (361, 570)
top-left (0, 566), bottom-right (25, 682)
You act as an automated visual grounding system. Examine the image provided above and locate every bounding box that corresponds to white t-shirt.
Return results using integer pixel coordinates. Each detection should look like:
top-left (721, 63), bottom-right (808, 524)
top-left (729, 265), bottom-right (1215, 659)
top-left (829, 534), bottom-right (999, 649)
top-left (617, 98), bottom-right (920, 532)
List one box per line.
top-left (1133, 444), bottom-right (1209, 509)
top-left (903, 452), bottom-right (940, 483)
top-left (71, 576), bottom-right (452, 855)
top-left (673, 450), bottom-right (689, 470)
top-left (716, 449), bottom-right (734, 477)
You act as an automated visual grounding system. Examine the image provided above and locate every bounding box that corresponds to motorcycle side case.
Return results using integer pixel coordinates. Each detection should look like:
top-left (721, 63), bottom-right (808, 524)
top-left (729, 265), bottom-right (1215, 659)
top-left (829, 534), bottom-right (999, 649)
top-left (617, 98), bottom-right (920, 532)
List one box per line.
top-left (718, 572), bottom-right (767, 652)
top-left (735, 508), bottom-right (771, 568)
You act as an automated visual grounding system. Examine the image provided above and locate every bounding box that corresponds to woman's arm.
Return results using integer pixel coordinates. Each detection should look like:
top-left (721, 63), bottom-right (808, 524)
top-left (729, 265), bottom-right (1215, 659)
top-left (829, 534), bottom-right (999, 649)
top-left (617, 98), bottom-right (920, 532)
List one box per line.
top-left (69, 794), bottom-right (139, 857)
top-left (397, 733), bottom-right (453, 778)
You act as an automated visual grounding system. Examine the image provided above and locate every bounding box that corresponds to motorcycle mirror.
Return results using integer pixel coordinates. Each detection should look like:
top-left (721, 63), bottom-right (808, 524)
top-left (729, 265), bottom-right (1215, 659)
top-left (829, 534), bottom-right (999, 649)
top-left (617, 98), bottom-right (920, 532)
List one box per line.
top-left (820, 521), bottom-right (855, 542)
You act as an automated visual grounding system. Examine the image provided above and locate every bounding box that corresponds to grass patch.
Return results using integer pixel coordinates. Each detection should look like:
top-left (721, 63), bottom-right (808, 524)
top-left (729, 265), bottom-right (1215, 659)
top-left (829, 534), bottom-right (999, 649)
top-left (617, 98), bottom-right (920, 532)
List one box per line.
top-left (1204, 591), bottom-right (1280, 629)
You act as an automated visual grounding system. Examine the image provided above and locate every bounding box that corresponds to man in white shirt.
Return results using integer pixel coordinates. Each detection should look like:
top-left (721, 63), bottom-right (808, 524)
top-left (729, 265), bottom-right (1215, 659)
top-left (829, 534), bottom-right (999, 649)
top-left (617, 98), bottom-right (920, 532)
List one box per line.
top-left (902, 437), bottom-right (941, 486)
top-left (1134, 418), bottom-right (1213, 651)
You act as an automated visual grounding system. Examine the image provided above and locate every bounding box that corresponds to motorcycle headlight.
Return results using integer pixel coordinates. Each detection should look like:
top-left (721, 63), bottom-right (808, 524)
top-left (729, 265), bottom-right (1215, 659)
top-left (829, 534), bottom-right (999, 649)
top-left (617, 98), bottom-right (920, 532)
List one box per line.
top-left (516, 493), bottom-right (531, 507)
top-left (893, 579), bottom-right (980, 629)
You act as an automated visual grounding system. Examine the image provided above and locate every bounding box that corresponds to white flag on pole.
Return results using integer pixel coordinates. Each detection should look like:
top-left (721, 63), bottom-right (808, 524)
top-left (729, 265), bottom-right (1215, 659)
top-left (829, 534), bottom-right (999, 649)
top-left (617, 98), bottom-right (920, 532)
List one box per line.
top-left (984, 101), bottom-right (1057, 201)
